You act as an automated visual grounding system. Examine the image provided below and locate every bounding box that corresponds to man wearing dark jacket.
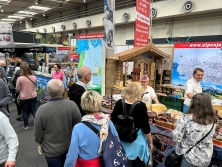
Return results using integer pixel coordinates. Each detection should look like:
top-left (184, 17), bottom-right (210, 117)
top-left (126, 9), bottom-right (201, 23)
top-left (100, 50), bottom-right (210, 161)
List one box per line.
top-left (68, 66), bottom-right (91, 116)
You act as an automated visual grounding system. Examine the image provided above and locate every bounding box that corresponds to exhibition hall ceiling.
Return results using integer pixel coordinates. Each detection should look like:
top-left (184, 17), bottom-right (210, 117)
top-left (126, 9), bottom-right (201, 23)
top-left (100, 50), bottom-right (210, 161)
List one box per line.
top-left (0, 0), bottom-right (97, 24)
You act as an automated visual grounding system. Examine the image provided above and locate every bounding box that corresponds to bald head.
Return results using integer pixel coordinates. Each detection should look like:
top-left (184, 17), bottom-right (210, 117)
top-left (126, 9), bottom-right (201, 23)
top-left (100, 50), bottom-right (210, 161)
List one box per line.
top-left (77, 66), bottom-right (91, 84)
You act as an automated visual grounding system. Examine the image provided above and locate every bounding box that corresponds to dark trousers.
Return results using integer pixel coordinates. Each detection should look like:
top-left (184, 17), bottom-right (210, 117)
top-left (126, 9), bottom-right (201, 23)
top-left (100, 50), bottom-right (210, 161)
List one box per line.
top-left (15, 93), bottom-right (22, 116)
top-left (20, 97), bottom-right (37, 126)
top-left (132, 157), bottom-right (144, 167)
top-left (45, 152), bottom-right (67, 167)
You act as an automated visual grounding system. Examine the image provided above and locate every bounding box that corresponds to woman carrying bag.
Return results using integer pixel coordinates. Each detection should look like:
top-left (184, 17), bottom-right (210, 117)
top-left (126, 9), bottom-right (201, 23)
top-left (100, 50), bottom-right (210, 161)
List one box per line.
top-left (167, 93), bottom-right (216, 167)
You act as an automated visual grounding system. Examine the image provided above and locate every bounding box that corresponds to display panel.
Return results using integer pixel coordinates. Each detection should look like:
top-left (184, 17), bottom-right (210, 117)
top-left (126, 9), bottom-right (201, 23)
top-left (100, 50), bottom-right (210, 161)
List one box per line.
top-left (172, 42), bottom-right (222, 95)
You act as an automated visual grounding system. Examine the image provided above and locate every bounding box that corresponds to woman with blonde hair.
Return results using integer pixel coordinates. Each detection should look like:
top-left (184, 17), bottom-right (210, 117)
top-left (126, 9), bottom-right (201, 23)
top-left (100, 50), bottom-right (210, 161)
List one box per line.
top-left (64, 90), bottom-right (118, 167)
top-left (111, 83), bottom-right (153, 167)
top-left (16, 63), bottom-right (37, 129)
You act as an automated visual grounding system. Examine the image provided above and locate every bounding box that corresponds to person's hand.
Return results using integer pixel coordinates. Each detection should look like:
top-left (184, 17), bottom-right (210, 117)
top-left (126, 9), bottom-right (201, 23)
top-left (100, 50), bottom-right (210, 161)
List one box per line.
top-left (149, 143), bottom-right (153, 151)
top-left (4, 161), bottom-right (16, 167)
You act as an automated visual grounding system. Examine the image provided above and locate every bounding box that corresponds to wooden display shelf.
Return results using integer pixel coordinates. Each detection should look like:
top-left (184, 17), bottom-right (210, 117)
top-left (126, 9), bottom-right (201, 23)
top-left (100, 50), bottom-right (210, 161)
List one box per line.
top-left (154, 120), bottom-right (175, 130)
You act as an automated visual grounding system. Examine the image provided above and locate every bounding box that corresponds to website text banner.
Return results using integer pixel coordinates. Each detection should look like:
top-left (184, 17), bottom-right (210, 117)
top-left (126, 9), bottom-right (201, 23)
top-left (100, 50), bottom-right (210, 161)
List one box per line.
top-left (77, 33), bottom-right (104, 39)
top-left (0, 24), bottom-right (14, 45)
top-left (103, 0), bottom-right (114, 49)
top-left (172, 42), bottom-right (222, 94)
top-left (134, 0), bottom-right (150, 47)
top-left (174, 42), bottom-right (222, 48)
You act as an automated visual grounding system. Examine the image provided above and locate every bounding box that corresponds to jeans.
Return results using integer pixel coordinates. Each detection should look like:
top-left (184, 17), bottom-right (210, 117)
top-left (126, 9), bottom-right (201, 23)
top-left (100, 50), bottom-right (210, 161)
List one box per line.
top-left (20, 97), bottom-right (37, 126)
top-left (10, 88), bottom-right (16, 99)
top-left (132, 157), bottom-right (144, 167)
top-left (45, 152), bottom-right (67, 167)
top-left (183, 104), bottom-right (189, 113)
top-left (180, 156), bottom-right (197, 167)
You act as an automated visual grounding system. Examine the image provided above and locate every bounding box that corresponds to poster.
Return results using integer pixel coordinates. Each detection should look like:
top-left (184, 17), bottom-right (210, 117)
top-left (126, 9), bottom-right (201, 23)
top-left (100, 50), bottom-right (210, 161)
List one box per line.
top-left (172, 42), bottom-right (222, 94)
top-left (77, 33), bottom-right (103, 86)
top-left (103, 0), bottom-right (114, 49)
top-left (134, 0), bottom-right (150, 47)
top-left (36, 75), bottom-right (51, 103)
top-left (0, 23), bottom-right (14, 45)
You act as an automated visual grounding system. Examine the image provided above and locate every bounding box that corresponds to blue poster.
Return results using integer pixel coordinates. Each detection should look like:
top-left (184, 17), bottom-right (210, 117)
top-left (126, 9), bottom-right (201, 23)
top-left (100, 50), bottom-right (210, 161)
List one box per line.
top-left (36, 75), bottom-right (51, 103)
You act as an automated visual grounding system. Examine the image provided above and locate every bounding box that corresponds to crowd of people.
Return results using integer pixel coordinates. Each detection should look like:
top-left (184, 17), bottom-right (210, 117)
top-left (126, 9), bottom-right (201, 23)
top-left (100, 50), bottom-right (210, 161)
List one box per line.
top-left (0, 60), bottom-right (217, 167)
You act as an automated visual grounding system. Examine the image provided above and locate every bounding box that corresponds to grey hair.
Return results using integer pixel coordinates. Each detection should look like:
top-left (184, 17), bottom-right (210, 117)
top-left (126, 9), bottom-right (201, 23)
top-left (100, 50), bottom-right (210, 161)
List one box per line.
top-left (47, 79), bottom-right (64, 98)
top-left (77, 66), bottom-right (90, 80)
top-left (81, 90), bottom-right (102, 113)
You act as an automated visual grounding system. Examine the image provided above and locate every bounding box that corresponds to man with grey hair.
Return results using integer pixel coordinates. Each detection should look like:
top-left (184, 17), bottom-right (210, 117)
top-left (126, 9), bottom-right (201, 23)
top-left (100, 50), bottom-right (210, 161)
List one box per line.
top-left (68, 66), bottom-right (91, 116)
top-left (34, 79), bottom-right (81, 167)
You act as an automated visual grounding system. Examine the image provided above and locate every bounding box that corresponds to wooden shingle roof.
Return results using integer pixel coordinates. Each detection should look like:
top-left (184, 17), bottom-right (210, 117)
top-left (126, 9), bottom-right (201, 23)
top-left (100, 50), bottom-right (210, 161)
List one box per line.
top-left (108, 42), bottom-right (170, 61)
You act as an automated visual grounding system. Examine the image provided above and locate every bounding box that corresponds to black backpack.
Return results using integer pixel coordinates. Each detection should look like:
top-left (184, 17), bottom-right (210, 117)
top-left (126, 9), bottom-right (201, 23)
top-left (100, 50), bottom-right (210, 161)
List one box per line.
top-left (116, 99), bottom-right (139, 143)
top-left (8, 66), bottom-right (15, 77)
top-left (12, 70), bottom-right (20, 87)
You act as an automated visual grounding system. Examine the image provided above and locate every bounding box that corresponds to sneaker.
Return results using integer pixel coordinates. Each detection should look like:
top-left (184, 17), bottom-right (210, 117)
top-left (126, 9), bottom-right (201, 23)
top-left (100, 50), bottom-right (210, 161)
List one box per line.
top-left (22, 125), bottom-right (29, 130)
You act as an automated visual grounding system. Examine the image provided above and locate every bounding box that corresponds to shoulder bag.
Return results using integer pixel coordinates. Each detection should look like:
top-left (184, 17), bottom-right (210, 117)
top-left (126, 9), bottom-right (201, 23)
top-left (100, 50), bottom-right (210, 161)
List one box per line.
top-left (165, 123), bottom-right (214, 167)
top-left (25, 76), bottom-right (36, 87)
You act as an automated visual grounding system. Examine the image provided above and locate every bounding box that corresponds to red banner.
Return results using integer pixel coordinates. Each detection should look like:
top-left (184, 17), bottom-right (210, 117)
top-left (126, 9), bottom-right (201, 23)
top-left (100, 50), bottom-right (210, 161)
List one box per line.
top-left (58, 47), bottom-right (71, 50)
top-left (174, 42), bottom-right (222, 48)
top-left (134, 0), bottom-right (150, 47)
top-left (77, 33), bottom-right (104, 39)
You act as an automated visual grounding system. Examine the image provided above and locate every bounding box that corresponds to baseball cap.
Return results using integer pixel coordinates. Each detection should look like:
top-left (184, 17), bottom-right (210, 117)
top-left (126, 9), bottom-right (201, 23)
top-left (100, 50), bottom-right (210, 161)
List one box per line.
top-left (140, 75), bottom-right (149, 81)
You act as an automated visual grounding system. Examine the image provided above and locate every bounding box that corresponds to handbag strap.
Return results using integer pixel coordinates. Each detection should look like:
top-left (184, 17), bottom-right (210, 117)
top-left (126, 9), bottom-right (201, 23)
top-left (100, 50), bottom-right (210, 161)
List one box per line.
top-left (25, 76), bottom-right (36, 87)
top-left (121, 99), bottom-right (139, 116)
top-left (82, 121), bottom-right (100, 137)
top-left (186, 123), bottom-right (214, 154)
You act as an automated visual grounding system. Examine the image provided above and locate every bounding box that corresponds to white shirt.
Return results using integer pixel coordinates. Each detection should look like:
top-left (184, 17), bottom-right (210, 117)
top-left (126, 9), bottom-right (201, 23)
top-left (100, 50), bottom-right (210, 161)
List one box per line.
top-left (141, 86), bottom-right (157, 105)
top-left (184, 78), bottom-right (202, 106)
top-left (76, 81), bottom-right (87, 91)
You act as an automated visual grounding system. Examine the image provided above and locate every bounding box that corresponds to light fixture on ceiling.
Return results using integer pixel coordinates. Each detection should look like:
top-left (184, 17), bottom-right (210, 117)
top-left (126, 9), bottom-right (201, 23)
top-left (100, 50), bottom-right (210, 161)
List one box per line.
top-left (30, 18), bottom-right (33, 20)
top-left (8, 15), bottom-right (25, 19)
top-left (20, 20), bottom-right (22, 23)
top-left (29, 5), bottom-right (51, 11)
top-left (35, 0), bottom-right (41, 5)
top-left (1, 9), bottom-right (3, 12)
top-left (18, 11), bottom-right (37, 15)
top-left (1, 18), bottom-right (16, 21)
top-left (0, 0), bottom-right (8, 1)
top-left (43, 12), bottom-right (45, 17)
top-left (83, 0), bottom-right (86, 2)
top-left (0, 6), bottom-right (1, 8)
top-left (7, 0), bottom-right (11, 3)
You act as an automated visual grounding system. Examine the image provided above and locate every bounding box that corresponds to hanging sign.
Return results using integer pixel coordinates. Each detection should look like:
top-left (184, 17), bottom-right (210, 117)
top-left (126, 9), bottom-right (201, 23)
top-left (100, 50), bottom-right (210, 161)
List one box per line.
top-left (134, 0), bottom-right (151, 47)
top-left (0, 24), bottom-right (14, 46)
top-left (69, 54), bottom-right (79, 62)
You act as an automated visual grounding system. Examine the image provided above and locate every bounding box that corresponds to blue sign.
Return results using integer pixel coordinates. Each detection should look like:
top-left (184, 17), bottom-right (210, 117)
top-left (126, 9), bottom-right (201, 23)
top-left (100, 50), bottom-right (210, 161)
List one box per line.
top-left (36, 75), bottom-right (51, 103)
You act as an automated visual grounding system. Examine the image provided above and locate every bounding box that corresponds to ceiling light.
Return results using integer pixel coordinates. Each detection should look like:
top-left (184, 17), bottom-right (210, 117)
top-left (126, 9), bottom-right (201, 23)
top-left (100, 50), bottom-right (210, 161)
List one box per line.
top-left (1, 9), bottom-right (3, 12)
top-left (83, 0), bottom-right (86, 2)
top-left (7, 0), bottom-right (11, 3)
top-left (20, 20), bottom-right (22, 23)
top-left (8, 15), bottom-right (25, 19)
top-left (30, 18), bottom-right (32, 20)
top-left (0, 6), bottom-right (1, 8)
top-left (1, 18), bottom-right (16, 21)
top-left (18, 11), bottom-right (37, 15)
top-left (0, 0), bottom-right (8, 2)
top-left (13, 14), bottom-right (32, 17)
top-left (29, 5), bottom-right (51, 11)
top-left (43, 13), bottom-right (45, 17)
top-left (0, 21), bottom-right (13, 23)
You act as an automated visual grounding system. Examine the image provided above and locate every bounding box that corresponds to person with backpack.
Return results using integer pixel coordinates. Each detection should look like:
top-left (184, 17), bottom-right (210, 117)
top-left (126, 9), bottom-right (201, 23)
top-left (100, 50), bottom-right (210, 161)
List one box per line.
top-left (111, 83), bottom-right (153, 167)
top-left (11, 62), bottom-right (22, 121)
top-left (64, 90), bottom-right (124, 167)
top-left (7, 61), bottom-right (16, 100)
